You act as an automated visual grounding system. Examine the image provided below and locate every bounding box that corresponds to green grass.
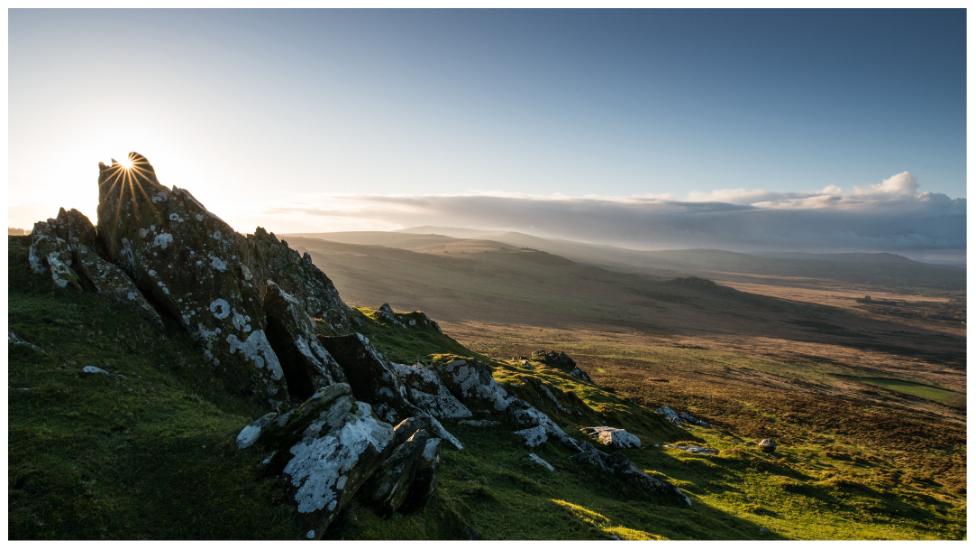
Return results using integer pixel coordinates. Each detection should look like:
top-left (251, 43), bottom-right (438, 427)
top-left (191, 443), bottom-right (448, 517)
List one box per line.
top-left (7, 236), bottom-right (967, 540)
top-left (835, 375), bottom-right (965, 408)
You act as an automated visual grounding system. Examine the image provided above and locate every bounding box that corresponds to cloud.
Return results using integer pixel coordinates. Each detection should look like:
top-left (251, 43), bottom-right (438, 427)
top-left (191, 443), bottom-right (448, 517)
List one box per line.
top-left (268, 172), bottom-right (965, 255)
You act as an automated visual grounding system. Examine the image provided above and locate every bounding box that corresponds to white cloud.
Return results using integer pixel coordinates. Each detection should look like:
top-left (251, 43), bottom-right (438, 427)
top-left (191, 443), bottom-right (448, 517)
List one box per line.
top-left (267, 172), bottom-right (965, 254)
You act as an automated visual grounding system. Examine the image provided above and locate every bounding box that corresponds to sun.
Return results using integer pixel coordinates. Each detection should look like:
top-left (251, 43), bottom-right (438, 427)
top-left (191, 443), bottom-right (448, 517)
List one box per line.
top-left (116, 155), bottom-right (134, 170)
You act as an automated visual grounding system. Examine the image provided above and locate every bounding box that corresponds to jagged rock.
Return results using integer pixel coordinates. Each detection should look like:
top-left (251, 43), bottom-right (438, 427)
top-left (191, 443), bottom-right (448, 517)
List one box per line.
top-left (93, 153), bottom-right (354, 405)
top-left (242, 383), bottom-right (396, 533)
top-left (581, 426), bottom-right (641, 449)
top-left (390, 362), bottom-right (472, 420)
top-left (235, 412), bottom-right (276, 449)
top-left (264, 281), bottom-right (346, 399)
top-left (574, 441), bottom-right (690, 506)
top-left (657, 406), bottom-right (708, 426)
top-left (28, 208), bottom-right (163, 327)
top-left (244, 229), bottom-right (353, 334)
top-left (434, 358), bottom-right (577, 450)
top-left (677, 411), bottom-right (709, 427)
top-left (319, 333), bottom-right (416, 423)
top-left (8, 331), bottom-right (43, 354)
top-left (527, 453), bottom-right (555, 472)
top-left (81, 365), bottom-right (110, 376)
top-left (668, 444), bottom-right (718, 455)
top-left (531, 350), bottom-right (593, 383)
top-left (375, 303), bottom-right (404, 327)
top-left (758, 438), bottom-right (777, 453)
top-left (400, 311), bottom-right (440, 331)
top-left (363, 417), bottom-right (442, 514)
top-left (96, 154), bottom-right (287, 403)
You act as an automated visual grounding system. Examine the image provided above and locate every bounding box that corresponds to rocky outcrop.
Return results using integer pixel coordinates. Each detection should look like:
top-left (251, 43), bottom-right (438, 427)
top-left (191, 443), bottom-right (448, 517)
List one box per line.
top-left (532, 350), bottom-right (593, 383)
top-left (244, 228), bottom-right (353, 334)
top-left (758, 438), bottom-right (777, 453)
top-left (320, 333), bottom-right (417, 423)
top-left (93, 153), bottom-right (354, 405)
top-left (668, 444), bottom-right (718, 455)
top-left (375, 303), bottom-right (404, 327)
top-left (29, 208), bottom-right (163, 327)
top-left (580, 426), bottom-right (641, 449)
top-left (433, 358), bottom-right (577, 449)
top-left (656, 406), bottom-right (709, 427)
top-left (390, 362), bottom-right (473, 420)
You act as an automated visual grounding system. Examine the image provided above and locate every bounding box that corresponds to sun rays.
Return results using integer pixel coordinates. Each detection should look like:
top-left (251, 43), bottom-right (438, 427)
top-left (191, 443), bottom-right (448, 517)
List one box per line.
top-left (102, 154), bottom-right (158, 230)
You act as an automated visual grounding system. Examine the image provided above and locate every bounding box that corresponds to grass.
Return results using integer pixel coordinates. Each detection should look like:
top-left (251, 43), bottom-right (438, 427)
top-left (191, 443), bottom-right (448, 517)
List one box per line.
top-left (7, 236), bottom-right (967, 539)
top-left (834, 375), bottom-right (965, 408)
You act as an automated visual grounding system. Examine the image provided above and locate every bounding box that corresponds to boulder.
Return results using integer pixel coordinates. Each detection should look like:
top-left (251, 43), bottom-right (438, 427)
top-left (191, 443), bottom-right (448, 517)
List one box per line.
top-left (29, 208), bottom-right (163, 327)
top-left (8, 331), bottom-right (43, 354)
top-left (574, 441), bottom-right (690, 506)
top-left (375, 303), bottom-right (404, 327)
top-left (239, 383), bottom-right (396, 533)
top-left (319, 333), bottom-right (416, 423)
top-left (532, 350), bottom-right (592, 383)
top-left (527, 453), bottom-right (555, 472)
top-left (668, 444), bottom-right (718, 455)
top-left (390, 362), bottom-right (472, 420)
top-left (81, 365), bottom-right (111, 376)
top-left (363, 416), bottom-right (442, 514)
top-left (580, 426), bottom-right (641, 449)
top-left (758, 438), bottom-right (777, 453)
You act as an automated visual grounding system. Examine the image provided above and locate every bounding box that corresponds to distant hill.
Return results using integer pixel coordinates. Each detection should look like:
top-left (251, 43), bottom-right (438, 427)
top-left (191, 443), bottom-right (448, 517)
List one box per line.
top-left (292, 229), bottom-right (966, 292)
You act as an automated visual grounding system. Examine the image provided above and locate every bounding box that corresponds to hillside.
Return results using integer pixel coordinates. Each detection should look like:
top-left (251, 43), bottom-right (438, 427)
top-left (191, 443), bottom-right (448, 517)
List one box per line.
top-left (385, 228), bottom-right (967, 292)
top-left (8, 154), bottom-right (966, 540)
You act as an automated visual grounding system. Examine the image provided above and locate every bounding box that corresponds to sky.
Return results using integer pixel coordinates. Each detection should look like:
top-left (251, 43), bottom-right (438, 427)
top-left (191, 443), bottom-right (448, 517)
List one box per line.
top-left (7, 9), bottom-right (967, 257)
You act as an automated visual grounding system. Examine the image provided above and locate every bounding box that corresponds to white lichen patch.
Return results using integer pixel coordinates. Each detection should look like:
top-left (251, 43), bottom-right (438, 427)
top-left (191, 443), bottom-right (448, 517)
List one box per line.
top-left (210, 298), bottom-right (231, 320)
top-left (226, 330), bottom-right (284, 381)
top-left (168, 212), bottom-right (185, 223)
top-left (236, 412), bottom-right (275, 449)
top-left (209, 254), bottom-right (228, 272)
top-left (283, 403), bottom-right (393, 514)
top-left (153, 232), bottom-right (174, 249)
top-left (231, 312), bottom-right (252, 333)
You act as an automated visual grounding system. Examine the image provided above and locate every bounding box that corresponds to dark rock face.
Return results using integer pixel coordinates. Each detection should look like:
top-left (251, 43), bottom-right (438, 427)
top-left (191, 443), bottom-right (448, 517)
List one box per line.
top-left (375, 303), bottom-right (403, 327)
top-left (94, 153), bottom-right (353, 405)
top-left (532, 350), bottom-right (593, 383)
top-left (364, 416), bottom-right (442, 514)
top-left (244, 229), bottom-right (354, 334)
top-left (29, 208), bottom-right (162, 327)
top-left (319, 333), bottom-right (417, 423)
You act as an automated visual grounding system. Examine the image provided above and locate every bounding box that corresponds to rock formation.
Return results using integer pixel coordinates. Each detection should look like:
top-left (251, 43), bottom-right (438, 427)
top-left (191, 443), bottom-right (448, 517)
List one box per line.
top-left (26, 152), bottom-right (692, 539)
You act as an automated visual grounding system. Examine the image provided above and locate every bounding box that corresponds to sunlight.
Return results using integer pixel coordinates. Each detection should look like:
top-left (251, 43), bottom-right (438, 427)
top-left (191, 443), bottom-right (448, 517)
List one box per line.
top-left (115, 155), bottom-right (134, 170)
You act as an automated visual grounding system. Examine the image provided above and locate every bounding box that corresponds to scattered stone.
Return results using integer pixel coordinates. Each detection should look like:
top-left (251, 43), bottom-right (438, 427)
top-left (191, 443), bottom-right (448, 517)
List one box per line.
top-left (678, 411), bottom-right (709, 427)
top-left (667, 444), bottom-right (718, 455)
top-left (527, 452), bottom-right (555, 472)
top-left (514, 424), bottom-right (548, 447)
top-left (81, 365), bottom-right (110, 376)
top-left (305, 530), bottom-right (316, 539)
top-left (8, 331), bottom-right (43, 353)
top-left (758, 438), bottom-right (777, 453)
top-left (580, 426), bottom-right (641, 449)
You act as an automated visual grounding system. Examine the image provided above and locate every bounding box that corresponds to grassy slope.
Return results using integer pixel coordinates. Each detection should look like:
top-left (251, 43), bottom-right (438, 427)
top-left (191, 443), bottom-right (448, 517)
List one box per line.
top-left (8, 236), bottom-right (965, 539)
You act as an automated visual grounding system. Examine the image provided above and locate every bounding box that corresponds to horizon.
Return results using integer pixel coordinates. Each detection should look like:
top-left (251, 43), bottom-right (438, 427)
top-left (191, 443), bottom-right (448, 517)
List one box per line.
top-left (7, 8), bottom-right (967, 259)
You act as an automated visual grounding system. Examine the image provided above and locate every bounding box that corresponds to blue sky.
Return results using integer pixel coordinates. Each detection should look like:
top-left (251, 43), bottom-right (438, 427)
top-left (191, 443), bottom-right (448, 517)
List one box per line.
top-left (7, 9), bottom-right (967, 248)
